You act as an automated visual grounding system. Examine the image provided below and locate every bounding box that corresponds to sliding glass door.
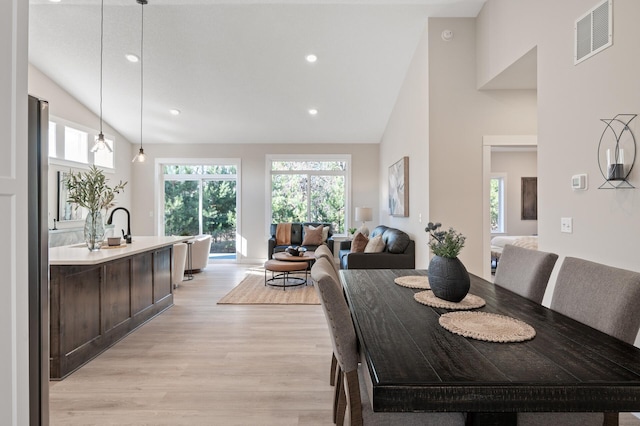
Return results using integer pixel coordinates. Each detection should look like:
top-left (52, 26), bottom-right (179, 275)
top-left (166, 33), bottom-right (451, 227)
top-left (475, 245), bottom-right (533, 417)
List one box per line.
top-left (163, 164), bottom-right (238, 259)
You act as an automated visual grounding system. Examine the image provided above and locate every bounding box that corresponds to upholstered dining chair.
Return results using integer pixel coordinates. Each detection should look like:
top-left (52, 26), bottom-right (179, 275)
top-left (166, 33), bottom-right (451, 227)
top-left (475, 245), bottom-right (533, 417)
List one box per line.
top-left (493, 244), bottom-right (558, 304)
top-left (172, 242), bottom-right (187, 289)
top-left (518, 257), bottom-right (640, 426)
top-left (314, 244), bottom-right (340, 283)
top-left (311, 257), bottom-right (466, 426)
top-left (313, 244), bottom-right (341, 386)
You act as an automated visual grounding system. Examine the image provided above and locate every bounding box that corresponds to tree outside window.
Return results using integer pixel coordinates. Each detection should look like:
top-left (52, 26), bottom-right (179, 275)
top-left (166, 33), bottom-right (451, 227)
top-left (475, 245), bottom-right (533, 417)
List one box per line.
top-left (490, 175), bottom-right (506, 233)
top-left (270, 159), bottom-right (348, 233)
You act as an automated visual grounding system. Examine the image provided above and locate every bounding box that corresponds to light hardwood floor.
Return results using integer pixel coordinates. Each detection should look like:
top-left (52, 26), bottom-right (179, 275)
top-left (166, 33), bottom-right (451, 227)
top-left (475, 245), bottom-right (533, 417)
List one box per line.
top-left (49, 263), bottom-right (640, 425)
top-left (50, 263), bottom-right (335, 425)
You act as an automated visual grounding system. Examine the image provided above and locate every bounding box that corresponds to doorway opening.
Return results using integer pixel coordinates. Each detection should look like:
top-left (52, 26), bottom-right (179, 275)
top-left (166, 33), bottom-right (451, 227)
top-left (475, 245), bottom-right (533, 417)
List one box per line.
top-left (482, 136), bottom-right (538, 280)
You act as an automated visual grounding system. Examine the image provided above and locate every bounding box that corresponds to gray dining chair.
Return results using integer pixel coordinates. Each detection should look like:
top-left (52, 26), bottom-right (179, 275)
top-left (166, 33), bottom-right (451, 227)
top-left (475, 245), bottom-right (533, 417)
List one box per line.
top-left (493, 244), bottom-right (558, 304)
top-left (314, 244), bottom-right (339, 280)
top-left (518, 257), bottom-right (640, 426)
top-left (311, 257), bottom-right (466, 426)
top-left (313, 244), bottom-right (341, 387)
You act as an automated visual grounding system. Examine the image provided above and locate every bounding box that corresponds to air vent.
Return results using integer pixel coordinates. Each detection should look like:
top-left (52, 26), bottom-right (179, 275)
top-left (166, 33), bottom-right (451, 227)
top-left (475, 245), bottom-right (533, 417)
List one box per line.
top-left (575, 0), bottom-right (612, 65)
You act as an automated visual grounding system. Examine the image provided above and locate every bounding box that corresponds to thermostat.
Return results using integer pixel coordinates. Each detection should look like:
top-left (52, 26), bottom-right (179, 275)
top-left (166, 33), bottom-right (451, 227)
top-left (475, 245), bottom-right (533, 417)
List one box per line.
top-left (571, 174), bottom-right (587, 190)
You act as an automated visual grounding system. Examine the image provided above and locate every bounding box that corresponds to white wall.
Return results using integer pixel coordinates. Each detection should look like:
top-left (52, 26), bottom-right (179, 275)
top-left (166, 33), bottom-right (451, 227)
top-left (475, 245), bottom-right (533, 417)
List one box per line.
top-left (491, 150), bottom-right (538, 236)
top-left (379, 23), bottom-right (430, 267)
top-left (427, 17), bottom-right (538, 275)
top-left (477, 0), bottom-right (640, 308)
top-left (28, 64), bottom-right (133, 235)
top-left (1, 0), bottom-right (30, 423)
top-left (131, 142), bottom-right (379, 262)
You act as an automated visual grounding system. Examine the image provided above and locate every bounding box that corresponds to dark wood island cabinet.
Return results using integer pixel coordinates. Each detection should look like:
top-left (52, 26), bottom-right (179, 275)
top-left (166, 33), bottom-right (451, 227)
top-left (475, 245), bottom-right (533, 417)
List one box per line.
top-left (49, 236), bottom-right (187, 379)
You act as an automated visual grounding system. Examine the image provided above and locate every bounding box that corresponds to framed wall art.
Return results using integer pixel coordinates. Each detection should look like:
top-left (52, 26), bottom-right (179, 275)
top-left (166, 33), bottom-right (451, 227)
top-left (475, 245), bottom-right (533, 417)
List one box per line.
top-left (521, 177), bottom-right (537, 220)
top-left (388, 156), bottom-right (409, 217)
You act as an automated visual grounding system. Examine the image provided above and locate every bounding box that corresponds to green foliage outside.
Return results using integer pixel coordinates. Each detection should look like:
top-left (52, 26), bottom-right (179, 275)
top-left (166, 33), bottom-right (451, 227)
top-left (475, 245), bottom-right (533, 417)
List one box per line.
top-left (271, 161), bottom-right (346, 233)
top-left (163, 165), bottom-right (237, 254)
top-left (490, 178), bottom-right (501, 232)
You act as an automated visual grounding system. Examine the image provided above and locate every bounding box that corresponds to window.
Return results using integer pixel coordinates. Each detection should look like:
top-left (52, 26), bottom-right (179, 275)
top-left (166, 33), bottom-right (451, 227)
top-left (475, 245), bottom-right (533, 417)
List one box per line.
top-left (269, 157), bottom-right (350, 234)
top-left (48, 121), bottom-right (56, 158)
top-left (490, 174), bottom-right (506, 233)
top-left (48, 117), bottom-right (115, 169)
top-left (162, 164), bottom-right (238, 258)
top-left (64, 126), bottom-right (88, 163)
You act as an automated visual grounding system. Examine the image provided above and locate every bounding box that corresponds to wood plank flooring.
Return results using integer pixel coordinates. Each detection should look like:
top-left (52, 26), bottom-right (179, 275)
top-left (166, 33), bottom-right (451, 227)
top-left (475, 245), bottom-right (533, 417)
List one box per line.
top-left (49, 263), bottom-right (335, 425)
top-left (49, 263), bottom-right (640, 425)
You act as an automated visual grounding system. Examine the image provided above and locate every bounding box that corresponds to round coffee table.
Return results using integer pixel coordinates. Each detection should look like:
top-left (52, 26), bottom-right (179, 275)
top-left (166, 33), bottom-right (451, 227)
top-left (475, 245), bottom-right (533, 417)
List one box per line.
top-left (264, 251), bottom-right (315, 290)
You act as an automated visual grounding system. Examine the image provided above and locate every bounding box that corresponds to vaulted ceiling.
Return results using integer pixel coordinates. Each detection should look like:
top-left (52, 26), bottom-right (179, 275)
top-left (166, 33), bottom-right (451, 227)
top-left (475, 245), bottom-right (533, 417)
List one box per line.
top-left (29, 0), bottom-right (486, 145)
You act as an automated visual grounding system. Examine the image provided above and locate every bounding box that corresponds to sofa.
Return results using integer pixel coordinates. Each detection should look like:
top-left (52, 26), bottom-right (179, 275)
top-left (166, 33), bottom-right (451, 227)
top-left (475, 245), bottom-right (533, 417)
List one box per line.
top-left (268, 222), bottom-right (334, 260)
top-left (339, 225), bottom-right (415, 269)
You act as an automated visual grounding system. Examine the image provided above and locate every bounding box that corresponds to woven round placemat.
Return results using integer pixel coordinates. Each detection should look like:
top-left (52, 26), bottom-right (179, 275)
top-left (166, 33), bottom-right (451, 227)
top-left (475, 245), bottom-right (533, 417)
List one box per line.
top-left (394, 275), bottom-right (430, 289)
top-left (439, 311), bottom-right (536, 343)
top-left (414, 290), bottom-right (485, 310)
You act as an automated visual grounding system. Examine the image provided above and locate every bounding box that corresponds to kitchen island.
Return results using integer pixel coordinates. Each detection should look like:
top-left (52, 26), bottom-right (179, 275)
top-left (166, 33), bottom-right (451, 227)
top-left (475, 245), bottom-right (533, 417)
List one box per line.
top-left (49, 236), bottom-right (189, 379)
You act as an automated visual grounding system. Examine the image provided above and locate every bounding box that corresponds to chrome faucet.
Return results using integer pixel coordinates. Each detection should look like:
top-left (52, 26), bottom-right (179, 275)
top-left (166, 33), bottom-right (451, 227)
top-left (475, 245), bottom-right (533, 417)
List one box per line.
top-left (107, 207), bottom-right (132, 243)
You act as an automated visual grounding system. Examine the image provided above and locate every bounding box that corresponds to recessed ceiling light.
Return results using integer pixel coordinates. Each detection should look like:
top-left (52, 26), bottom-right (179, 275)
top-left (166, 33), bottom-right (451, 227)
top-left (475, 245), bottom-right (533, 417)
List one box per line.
top-left (306, 54), bottom-right (318, 63)
top-left (169, 109), bottom-right (181, 116)
top-left (308, 108), bottom-right (318, 116)
top-left (49, 0), bottom-right (62, 3)
top-left (125, 54), bottom-right (139, 63)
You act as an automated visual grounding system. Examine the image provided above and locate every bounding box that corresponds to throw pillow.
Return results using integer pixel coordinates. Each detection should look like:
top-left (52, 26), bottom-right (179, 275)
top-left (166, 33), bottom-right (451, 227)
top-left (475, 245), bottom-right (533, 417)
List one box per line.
top-left (364, 235), bottom-right (385, 253)
top-left (351, 233), bottom-right (369, 253)
top-left (301, 225), bottom-right (324, 246)
top-left (309, 224), bottom-right (330, 242)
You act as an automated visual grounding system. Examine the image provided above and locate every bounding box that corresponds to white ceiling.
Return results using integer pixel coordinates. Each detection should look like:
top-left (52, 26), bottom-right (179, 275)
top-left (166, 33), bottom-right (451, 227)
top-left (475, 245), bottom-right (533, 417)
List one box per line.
top-left (29, 0), bottom-right (486, 145)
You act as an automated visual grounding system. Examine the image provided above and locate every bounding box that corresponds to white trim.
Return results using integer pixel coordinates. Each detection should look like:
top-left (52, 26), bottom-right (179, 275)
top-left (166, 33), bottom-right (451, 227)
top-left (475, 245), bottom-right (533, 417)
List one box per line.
top-left (483, 135), bottom-right (537, 146)
top-left (48, 115), bottom-right (116, 171)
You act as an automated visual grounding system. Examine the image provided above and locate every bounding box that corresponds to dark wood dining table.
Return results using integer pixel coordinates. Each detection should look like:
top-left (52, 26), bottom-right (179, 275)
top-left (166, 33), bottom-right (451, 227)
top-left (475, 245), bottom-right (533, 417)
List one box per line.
top-left (340, 269), bottom-right (640, 425)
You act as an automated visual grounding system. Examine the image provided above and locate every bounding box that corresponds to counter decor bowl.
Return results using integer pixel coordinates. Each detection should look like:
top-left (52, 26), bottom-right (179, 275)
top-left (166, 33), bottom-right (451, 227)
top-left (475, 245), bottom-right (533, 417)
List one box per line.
top-left (107, 237), bottom-right (122, 246)
top-left (286, 246), bottom-right (307, 257)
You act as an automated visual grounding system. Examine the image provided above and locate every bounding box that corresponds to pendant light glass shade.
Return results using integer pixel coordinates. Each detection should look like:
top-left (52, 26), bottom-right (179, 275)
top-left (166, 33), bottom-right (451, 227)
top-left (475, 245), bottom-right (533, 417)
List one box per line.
top-left (132, 0), bottom-right (148, 163)
top-left (91, 0), bottom-right (112, 153)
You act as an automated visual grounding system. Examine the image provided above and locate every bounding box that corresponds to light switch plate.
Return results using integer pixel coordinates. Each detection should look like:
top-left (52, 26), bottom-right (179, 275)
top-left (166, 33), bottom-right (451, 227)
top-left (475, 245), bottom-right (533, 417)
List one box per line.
top-left (561, 217), bottom-right (573, 233)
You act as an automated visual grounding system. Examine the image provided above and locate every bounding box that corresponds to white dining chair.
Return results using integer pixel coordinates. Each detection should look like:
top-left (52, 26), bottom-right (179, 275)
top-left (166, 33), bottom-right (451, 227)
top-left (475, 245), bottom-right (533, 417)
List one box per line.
top-left (518, 256), bottom-right (640, 426)
top-left (311, 257), bottom-right (466, 426)
top-left (493, 244), bottom-right (558, 304)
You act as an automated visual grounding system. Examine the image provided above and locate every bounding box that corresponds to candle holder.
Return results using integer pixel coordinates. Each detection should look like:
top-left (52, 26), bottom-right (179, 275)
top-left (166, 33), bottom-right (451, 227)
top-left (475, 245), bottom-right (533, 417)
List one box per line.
top-left (598, 114), bottom-right (636, 189)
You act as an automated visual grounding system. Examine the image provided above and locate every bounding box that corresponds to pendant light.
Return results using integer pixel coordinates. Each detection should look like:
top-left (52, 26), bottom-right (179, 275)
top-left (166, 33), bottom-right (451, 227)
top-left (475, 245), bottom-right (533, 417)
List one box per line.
top-left (132, 0), bottom-right (148, 163)
top-left (91, 0), bottom-right (112, 153)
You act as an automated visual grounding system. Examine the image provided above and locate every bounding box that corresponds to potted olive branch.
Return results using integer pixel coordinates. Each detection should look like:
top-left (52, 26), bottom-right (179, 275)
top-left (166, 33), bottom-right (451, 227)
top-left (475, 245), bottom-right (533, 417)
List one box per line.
top-left (425, 222), bottom-right (470, 302)
top-left (65, 165), bottom-right (127, 251)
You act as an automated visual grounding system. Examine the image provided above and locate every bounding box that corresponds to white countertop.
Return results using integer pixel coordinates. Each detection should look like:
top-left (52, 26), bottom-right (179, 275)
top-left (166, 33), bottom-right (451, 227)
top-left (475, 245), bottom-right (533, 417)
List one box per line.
top-left (49, 236), bottom-right (192, 266)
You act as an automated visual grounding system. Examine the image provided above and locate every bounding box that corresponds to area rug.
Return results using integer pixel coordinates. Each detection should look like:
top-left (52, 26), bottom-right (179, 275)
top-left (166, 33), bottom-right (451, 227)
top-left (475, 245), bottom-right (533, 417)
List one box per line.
top-left (217, 269), bottom-right (319, 305)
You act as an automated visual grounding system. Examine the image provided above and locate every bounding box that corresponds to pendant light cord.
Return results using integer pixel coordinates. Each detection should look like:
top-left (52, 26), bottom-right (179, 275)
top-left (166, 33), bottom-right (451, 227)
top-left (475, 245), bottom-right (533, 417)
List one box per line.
top-left (140, 0), bottom-right (144, 151)
top-left (99, 0), bottom-right (104, 135)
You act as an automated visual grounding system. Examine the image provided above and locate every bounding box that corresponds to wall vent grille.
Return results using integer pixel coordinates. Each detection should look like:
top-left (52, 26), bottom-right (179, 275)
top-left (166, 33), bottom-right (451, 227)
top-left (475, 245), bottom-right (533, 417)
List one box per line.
top-left (575, 0), bottom-right (613, 65)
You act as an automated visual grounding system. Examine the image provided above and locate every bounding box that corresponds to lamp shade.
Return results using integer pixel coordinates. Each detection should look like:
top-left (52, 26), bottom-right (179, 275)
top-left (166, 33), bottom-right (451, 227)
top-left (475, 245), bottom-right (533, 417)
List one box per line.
top-left (355, 207), bottom-right (372, 222)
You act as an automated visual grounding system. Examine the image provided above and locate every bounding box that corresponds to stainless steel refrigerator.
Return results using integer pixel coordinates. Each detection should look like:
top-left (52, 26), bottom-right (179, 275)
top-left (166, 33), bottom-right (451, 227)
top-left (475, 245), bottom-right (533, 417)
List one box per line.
top-left (28, 95), bottom-right (49, 425)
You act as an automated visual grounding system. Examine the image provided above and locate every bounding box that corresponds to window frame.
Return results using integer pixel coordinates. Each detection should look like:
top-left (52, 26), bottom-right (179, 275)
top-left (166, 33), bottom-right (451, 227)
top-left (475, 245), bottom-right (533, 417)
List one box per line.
top-left (48, 115), bottom-right (116, 171)
top-left (490, 173), bottom-right (507, 234)
top-left (265, 154), bottom-right (352, 236)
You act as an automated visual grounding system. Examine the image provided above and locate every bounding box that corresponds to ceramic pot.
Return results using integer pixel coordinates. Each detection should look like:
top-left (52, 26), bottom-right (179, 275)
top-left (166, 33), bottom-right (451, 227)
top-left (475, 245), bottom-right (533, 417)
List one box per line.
top-left (428, 255), bottom-right (470, 302)
top-left (84, 210), bottom-right (105, 251)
